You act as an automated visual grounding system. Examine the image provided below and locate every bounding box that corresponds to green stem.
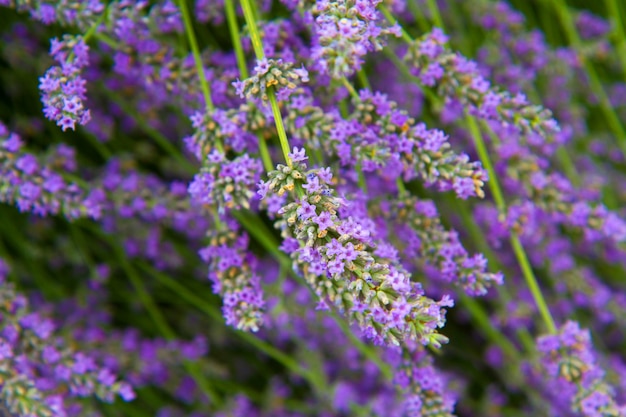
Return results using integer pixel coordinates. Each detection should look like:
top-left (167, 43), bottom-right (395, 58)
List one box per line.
top-left (223, 0), bottom-right (274, 172)
top-left (407, 0), bottom-right (430, 33)
top-left (239, 0), bottom-right (266, 60)
top-left (68, 4), bottom-right (110, 62)
top-left (239, 0), bottom-right (293, 166)
top-left (396, 178), bottom-right (408, 196)
top-left (459, 294), bottom-right (519, 359)
top-left (356, 70), bottom-right (370, 90)
top-left (225, 0), bottom-right (249, 79)
top-left (268, 89), bottom-right (293, 167)
top-left (339, 99), bottom-right (349, 118)
top-left (356, 161), bottom-right (367, 192)
top-left (453, 200), bottom-right (536, 352)
top-left (425, 0), bottom-right (444, 29)
top-left (177, 0), bottom-right (214, 113)
top-left (605, 0), bottom-right (626, 78)
top-left (549, 0), bottom-right (626, 157)
top-left (257, 133), bottom-right (274, 172)
top-left (177, 0), bottom-right (225, 151)
top-left (346, 72), bottom-right (370, 192)
top-left (555, 147), bottom-right (580, 187)
top-left (83, 5), bottom-right (109, 43)
top-left (85, 130), bottom-right (112, 159)
top-left (509, 235), bottom-right (557, 333)
top-left (466, 116), bottom-right (556, 333)
top-left (341, 77), bottom-right (359, 100)
top-left (93, 32), bottom-right (120, 50)
top-left (465, 117), bottom-right (506, 211)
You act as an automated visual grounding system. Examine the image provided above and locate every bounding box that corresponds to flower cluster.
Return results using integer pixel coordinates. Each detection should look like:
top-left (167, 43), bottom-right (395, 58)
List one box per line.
top-left (393, 348), bottom-right (456, 417)
top-left (283, 88), bottom-right (488, 198)
top-left (350, 90), bottom-right (488, 198)
top-left (404, 29), bottom-right (561, 151)
top-left (261, 149), bottom-right (453, 347)
top-left (200, 225), bottom-right (266, 332)
top-left (1, 0), bottom-right (104, 28)
top-left (188, 150), bottom-right (263, 213)
top-left (2, 1), bottom-right (626, 416)
top-left (0, 123), bottom-right (104, 219)
top-left (0, 259), bottom-right (134, 417)
top-left (378, 196), bottom-right (503, 296)
top-left (39, 35), bottom-right (91, 131)
top-left (311, 0), bottom-right (401, 78)
top-left (536, 321), bottom-right (626, 417)
top-left (233, 58), bottom-right (309, 101)
top-left (184, 108), bottom-right (258, 158)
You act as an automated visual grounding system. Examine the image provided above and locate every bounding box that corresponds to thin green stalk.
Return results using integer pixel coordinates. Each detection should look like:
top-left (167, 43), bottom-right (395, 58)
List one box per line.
top-left (453, 200), bottom-right (536, 352)
top-left (356, 70), bottom-right (370, 90)
top-left (239, 0), bottom-right (266, 60)
top-left (248, 0), bottom-right (260, 20)
top-left (239, 0), bottom-right (293, 166)
top-left (339, 99), bottom-right (349, 118)
top-left (458, 294), bottom-right (519, 359)
top-left (341, 77), bottom-right (359, 100)
top-left (537, 2), bottom-right (561, 46)
top-left (83, 5), bottom-right (108, 43)
top-left (356, 161), bottom-right (367, 192)
top-left (466, 116), bottom-right (556, 334)
top-left (177, 0), bottom-right (215, 114)
top-left (396, 178), bottom-right (408, 196)
top-left (84, 131), bottom-right (112, 159)
top-left (68, 4), bottom-right (109, 61)
top-left (257, 133), bottom-right (274, 172)
top-left (94, 32), bottom-right (120, 49)
top-left (465, 117), bottom-right (506, 211)
top-left (509, 236), bottom-right (556, 332)
top-left (407, 0), bottom-right (430, 33)
top-left (605, 0), bottom-right (626, 79)
top-left (549, 0), bottom-right (626, 157)
top-left (225, 0), bottom-right (249, 79)
top-left (425, 0), bottom-right (444, 29)
top-left (351, 72), bottom-right (371, 194)
top-left (177, 0), bottom-right (224, 156)
top-left (268, 90), bottom-right (293, 166)
top-left (223, 0), bottom-right (274, 172)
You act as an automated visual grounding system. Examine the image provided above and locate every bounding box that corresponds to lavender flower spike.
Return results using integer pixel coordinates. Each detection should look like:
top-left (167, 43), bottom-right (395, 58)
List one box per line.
top-left (261, 148), bottom-right (453, 347)
top-left (39, 35), bottom-right (92, 131)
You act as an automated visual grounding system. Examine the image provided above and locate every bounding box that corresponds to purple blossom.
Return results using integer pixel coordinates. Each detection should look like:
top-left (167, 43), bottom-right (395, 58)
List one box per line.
top-left (39, 35), bottom-right (91, 131)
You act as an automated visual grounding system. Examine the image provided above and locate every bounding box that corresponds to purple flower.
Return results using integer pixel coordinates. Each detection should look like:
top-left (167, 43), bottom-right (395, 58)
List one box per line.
top-left (39, 35), bottom-right (91, 131)
top-left (289, 146), bottom-right (308, 163)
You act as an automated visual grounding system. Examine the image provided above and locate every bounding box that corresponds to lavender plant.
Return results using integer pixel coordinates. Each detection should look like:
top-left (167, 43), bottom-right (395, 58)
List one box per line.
top-left (0, 0), bottom-right (625, 416)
